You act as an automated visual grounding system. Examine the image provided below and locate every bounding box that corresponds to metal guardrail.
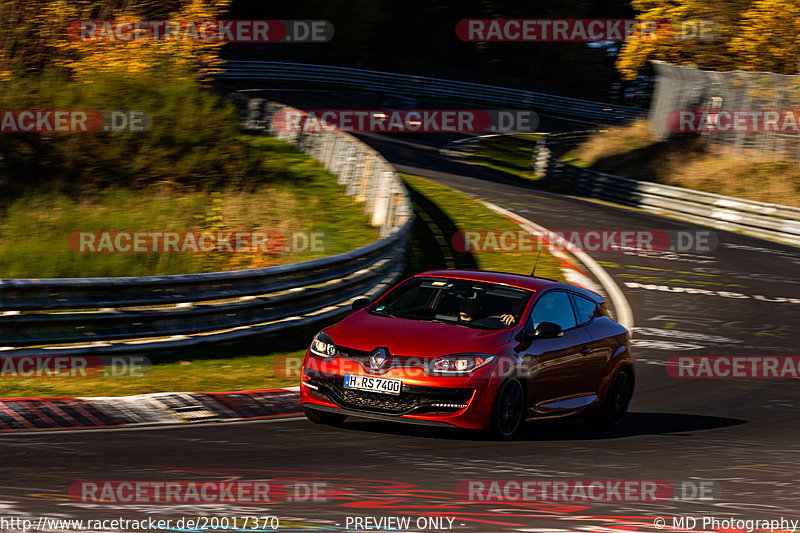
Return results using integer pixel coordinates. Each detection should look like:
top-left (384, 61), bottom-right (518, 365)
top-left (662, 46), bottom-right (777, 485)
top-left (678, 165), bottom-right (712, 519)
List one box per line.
top-left (0, 96), bottom-right (412, 356)
top-left (535, 131), bottom-right (800, 247)
top-left (217, 61), bottom-right (647, 123)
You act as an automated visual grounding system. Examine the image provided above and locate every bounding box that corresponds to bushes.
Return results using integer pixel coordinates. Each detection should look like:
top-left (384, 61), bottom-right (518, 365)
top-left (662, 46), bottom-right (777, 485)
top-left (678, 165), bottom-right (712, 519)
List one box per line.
top-left (0, 72), bottom-right (266, 196)
top-left (0, 75), bottom-right (378, 277)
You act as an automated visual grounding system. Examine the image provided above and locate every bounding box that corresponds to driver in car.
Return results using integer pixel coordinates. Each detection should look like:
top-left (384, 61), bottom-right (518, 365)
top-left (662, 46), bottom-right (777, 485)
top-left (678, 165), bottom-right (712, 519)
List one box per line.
top-left (458, 298), bottom-right (516, 326)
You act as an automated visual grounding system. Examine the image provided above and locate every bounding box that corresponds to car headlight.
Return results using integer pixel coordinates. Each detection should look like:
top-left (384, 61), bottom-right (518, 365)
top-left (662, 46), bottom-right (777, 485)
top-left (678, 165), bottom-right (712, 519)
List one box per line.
top-left (427, 354), bottom-right (495, 375)
top-left (310, 331), bottom-right (337, 358)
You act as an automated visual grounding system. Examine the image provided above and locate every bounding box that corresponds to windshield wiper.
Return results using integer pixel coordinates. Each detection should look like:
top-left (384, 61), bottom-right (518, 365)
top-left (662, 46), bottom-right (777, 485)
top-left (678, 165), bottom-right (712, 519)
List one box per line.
top-left (372, 310), bottom-right (401, 318)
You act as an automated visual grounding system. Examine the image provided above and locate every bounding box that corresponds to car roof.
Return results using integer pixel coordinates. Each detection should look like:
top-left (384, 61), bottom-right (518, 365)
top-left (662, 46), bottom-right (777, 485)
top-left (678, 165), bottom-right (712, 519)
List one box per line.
top-left (415, 269), bottom-right (603, 302)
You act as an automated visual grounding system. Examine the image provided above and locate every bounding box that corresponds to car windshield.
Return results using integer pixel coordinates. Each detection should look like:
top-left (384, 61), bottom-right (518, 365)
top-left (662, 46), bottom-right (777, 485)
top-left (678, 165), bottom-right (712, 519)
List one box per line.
top-left (370, 277), bottom-right (533, 330)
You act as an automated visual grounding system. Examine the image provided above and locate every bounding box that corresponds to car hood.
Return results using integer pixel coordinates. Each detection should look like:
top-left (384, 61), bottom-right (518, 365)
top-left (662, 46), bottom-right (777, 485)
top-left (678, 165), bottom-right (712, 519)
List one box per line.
top-left (326, 311), bottom-right (513, 357)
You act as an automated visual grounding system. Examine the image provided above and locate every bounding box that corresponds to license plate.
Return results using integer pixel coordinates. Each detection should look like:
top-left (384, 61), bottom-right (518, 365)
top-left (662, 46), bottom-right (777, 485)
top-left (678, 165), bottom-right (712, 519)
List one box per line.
top-left (344, 374), bottom-right (402, 395)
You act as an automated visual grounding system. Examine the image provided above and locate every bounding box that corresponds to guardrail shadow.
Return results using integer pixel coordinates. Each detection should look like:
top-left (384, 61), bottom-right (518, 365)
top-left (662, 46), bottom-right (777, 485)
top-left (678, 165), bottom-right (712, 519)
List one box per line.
top-left (403, 181), bottom-right (478, 274)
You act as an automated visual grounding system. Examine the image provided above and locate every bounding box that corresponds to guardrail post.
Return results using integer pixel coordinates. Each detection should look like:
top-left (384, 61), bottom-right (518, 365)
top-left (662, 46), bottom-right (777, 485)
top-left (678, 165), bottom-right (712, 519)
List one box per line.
top-left (343, 148), bottom-right (362, 192)
top-left (533, 137), bottom-right (551, 178)
top-left (371, 170), bottom-right (393, 231)
top-left (334, 139), bottom-right (353, 182)
top-left (355, 155), bottom-right (374, 202)
top-left (245, 98), bottom-right (266, 130)
top-left (323, 134), bottom-right (339, 169)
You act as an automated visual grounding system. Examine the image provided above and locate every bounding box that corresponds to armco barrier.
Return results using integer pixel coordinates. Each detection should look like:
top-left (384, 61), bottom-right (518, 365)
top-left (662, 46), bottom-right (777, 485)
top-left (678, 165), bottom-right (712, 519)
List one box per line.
top-left (0, 96), bottom-right (412, 356)
top-left (536, 131), bottom-right (800, 247)
top-left (217, 61), bottom-right (646, 123)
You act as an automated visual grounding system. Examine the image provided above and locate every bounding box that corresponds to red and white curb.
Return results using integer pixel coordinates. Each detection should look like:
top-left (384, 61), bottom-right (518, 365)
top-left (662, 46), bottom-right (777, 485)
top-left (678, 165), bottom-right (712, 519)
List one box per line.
top-left (481, 201), bottom-right (634, 332)
top-left (0, 386), bottom-right (301, 432)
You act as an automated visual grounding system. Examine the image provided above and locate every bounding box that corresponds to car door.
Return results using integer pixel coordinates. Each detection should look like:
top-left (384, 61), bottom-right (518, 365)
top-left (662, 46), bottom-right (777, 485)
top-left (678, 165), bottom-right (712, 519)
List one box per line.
top-left (520, 290), bottom-right (594, 412)
top-left (568, 292), bottom-right (611, 395)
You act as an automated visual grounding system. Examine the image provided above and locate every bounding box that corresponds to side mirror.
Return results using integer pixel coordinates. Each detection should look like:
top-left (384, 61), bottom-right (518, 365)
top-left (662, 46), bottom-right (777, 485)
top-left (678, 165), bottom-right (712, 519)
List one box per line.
top-left (351, 296), bottom-right (371, 311)
top-left (530, 321), bottom-right (564, 339)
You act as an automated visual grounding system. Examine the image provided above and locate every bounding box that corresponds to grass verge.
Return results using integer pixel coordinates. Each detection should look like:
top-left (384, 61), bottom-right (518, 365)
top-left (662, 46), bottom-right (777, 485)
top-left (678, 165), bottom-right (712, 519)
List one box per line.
top-left (0, 353), bottom-right (302, 398)
top-left (468, 134), bottom-right (542, 184)
top-left (0, 133), bottom-right (377, 278)
top-left (1, 177), bottom-right (568, 398)
top-left (566, 120), bottom-right (800, 207)
top-left (402, 174), bottom-right (564, 280)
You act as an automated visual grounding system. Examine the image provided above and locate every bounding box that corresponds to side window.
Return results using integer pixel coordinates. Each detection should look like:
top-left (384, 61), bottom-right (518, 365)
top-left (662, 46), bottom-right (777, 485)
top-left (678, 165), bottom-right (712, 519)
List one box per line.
top-left (529, 291), bottom-right (577, 330)
top-left (570, 293), bottom-right (598, 326)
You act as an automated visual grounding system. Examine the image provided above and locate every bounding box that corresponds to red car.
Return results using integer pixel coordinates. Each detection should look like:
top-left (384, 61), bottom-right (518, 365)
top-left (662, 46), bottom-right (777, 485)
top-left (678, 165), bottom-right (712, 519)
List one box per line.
top-left (299, 270), bottom-right (634, 439)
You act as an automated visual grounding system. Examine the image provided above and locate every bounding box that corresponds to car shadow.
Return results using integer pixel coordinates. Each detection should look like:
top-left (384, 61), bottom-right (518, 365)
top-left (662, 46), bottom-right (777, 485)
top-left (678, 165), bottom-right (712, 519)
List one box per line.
top-left (332, 411), bottom-right (747, 442)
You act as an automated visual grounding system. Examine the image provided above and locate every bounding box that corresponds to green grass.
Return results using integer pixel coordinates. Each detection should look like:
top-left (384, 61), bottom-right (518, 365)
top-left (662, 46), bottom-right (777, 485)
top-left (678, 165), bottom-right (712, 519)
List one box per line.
top-left (0, 177), bottom-right (566, 399)
top-left (402, 174), bottom-right (564, 281)
top-left (468, 134), bottom-right (542, 183)
top-left (0, 322), bottom-right (325, 398)
top-left (0, 133), bottom-right (377, 278)
top-left (0, 353), bottom-right (302, 398)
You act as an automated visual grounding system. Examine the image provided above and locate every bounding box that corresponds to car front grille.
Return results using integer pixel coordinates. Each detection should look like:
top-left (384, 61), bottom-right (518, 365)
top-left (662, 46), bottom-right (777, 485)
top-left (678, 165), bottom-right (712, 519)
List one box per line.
top-left (335, 346), bottom-right (425, 374)
top-left (305, 371), bottom-right (474, 416)
top-left (341, 388), bottom-right (419, 413)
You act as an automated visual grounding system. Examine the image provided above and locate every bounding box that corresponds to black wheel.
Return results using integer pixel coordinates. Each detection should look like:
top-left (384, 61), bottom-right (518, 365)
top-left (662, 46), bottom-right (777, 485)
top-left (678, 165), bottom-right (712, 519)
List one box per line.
top-left (490, 379), bottom-right (525, 440)
top-left (586, 369), bottom-right (633, 430)
top-left (303, 407), bottom-right (347, 426)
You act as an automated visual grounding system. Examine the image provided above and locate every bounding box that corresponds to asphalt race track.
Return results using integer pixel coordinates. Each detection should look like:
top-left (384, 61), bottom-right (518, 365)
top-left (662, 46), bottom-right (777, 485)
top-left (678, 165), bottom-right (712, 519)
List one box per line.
top-left (1, 92), bottom-right (798, 533)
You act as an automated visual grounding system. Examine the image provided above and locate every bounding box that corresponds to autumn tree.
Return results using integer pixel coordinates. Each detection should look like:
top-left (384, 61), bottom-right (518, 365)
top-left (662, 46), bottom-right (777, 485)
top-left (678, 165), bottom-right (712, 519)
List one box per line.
top-left (616, 0), bottom-right (756, 80)
top-left (0, 0), bottom-right (230, 84)
top-left (729, 0), bottom-right (800, 74)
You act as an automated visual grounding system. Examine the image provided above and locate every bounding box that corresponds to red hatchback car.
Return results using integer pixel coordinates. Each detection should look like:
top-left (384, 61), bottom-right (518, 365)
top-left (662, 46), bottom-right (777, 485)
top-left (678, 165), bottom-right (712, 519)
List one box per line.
top-left (299, 270), bottom-right (634, 438)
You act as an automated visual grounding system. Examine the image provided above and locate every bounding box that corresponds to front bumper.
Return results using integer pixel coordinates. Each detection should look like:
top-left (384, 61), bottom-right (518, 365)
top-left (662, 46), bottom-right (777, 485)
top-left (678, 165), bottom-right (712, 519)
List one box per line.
top-left (299, 354), bottom-right (499, 430)
top-left (304, 402), bottom-right (459, 428)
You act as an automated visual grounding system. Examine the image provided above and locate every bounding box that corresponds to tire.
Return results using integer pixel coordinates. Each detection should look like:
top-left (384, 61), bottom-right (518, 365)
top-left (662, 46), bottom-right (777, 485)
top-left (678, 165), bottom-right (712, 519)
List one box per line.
top-left (303, 407), bottom-right (347, 426)
top-left (586, 369), bottom-right (633, 430)
top-left (489, 379), bottom-right (526, 440)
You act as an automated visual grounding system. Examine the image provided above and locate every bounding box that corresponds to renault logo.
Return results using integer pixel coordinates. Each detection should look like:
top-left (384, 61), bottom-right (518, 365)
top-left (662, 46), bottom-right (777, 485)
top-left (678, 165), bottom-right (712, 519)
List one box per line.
top-left (369, 347), bottom-right (388, 372)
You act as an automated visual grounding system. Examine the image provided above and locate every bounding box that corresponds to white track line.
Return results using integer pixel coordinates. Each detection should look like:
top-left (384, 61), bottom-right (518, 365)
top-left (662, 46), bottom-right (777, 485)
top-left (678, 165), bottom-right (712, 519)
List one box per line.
top-left (481, 201), bottom-right (634, 333)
